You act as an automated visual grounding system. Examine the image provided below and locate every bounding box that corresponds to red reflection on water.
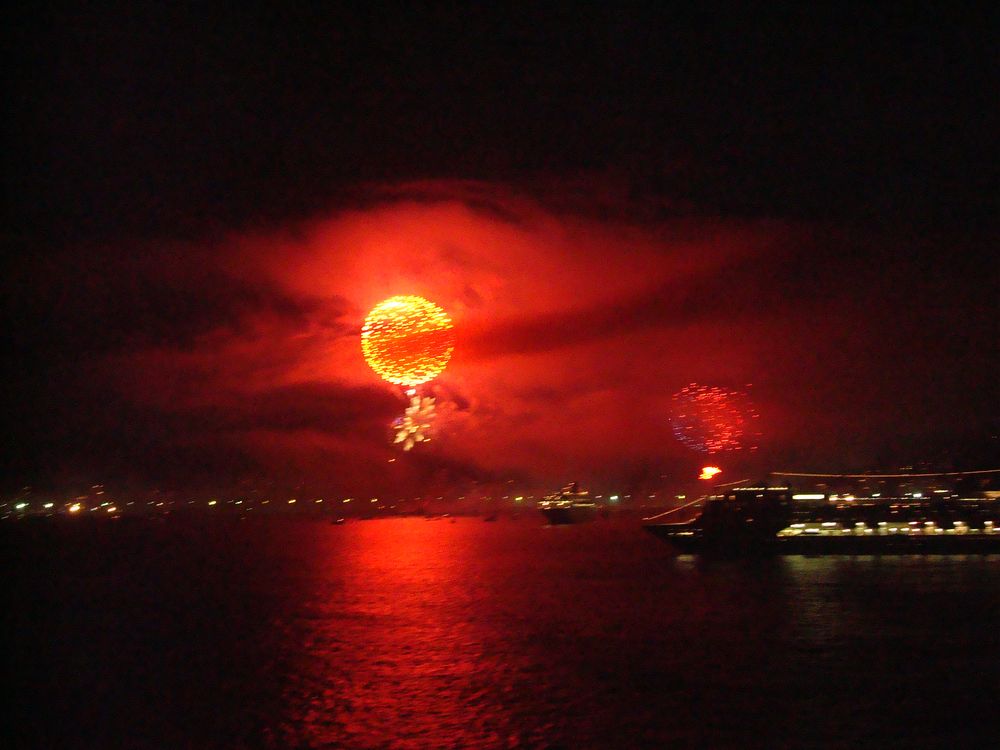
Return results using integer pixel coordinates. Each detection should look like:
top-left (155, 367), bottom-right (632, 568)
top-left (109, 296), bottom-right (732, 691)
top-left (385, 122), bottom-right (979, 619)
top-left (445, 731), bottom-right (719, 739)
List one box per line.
top-left (278, 519), bottom-right (530, 749)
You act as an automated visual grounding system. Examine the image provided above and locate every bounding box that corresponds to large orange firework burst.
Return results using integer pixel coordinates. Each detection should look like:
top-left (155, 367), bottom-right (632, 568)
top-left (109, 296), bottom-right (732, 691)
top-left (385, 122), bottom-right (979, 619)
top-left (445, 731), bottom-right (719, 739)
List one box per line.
top-left (361, 295), bottom-right (455, 387)
top-left (670, 383), bottom-right (760, 454)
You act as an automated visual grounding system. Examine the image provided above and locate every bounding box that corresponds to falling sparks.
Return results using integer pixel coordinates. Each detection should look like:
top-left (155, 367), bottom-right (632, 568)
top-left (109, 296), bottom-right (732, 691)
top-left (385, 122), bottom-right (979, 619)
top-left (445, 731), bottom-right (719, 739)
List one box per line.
top-left (361, 296), bottom-right (455, 387)
top-left (393, 394), bottom-right (436, 451)
top-left (670, 384), bottom-right (760, 454)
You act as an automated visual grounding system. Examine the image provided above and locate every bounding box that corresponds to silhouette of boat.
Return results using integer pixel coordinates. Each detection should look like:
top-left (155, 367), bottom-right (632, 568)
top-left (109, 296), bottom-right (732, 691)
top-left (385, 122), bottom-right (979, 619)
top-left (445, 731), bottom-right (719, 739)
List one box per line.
top-left (644, 485), bottom-right (1000, 554)
top-left (538, 483), bottom-right (598, 525)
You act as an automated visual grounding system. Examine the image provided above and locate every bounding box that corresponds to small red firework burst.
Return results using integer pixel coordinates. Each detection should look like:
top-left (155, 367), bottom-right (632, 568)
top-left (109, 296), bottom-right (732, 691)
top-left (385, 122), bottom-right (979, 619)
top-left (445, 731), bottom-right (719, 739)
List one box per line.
top-left (670, 383), bottom-right (760, 454)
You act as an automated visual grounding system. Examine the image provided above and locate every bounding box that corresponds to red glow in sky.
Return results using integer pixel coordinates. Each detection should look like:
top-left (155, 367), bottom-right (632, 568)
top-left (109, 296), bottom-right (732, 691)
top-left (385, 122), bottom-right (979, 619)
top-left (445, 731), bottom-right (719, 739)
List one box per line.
top-left (95, 185), bottom-right (780, 489)
top-left (5, 6), bottom-right (996, 502)
top-left (8, 179), bottom-right (996, 494)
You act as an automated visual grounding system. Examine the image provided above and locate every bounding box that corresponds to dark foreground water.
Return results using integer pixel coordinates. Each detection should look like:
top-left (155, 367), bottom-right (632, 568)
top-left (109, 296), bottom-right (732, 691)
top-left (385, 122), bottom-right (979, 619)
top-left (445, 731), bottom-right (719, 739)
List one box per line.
top-left (5, 516), bottom-right (1000, 749)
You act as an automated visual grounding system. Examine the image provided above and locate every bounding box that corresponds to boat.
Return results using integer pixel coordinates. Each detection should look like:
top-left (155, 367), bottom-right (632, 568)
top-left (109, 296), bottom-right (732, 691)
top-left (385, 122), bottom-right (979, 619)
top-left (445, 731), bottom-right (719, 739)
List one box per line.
top-left (538, 483), bottom-right (598, 525)
top-left (644, 485), bottom-right (1000, 555)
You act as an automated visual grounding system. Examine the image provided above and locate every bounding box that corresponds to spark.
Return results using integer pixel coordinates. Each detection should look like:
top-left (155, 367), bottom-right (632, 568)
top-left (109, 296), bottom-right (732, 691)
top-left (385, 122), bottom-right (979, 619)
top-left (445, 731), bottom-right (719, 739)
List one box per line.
top-left (394, 394), bottom-right (436, 451)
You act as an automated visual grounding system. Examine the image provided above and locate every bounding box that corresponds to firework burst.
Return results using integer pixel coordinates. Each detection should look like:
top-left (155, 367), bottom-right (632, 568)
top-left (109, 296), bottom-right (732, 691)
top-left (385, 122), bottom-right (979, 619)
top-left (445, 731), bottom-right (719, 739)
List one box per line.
top-left (670, 383), bottom-right (760, 454)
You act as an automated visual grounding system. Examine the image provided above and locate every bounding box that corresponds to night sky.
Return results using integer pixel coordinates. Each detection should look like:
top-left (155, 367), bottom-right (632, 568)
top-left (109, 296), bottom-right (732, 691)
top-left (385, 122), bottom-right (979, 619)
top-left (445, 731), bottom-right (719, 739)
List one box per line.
top-left (4, 5), bottom-right (997, 496)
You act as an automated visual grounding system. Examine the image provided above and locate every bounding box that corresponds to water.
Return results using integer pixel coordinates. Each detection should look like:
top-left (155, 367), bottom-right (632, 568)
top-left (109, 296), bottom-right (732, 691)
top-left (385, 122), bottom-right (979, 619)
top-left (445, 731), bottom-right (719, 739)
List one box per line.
top-left (6, 517), bottom-right (1000, 749)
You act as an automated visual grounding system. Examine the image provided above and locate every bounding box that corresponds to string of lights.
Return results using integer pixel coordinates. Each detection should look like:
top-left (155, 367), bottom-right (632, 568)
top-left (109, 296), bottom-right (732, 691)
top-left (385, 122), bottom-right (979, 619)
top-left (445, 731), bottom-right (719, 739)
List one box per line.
top-left (713, 477), bottom-right (754, 487)
top-left (642, 495), bottom-right (710, 522)
top-left (771, 469), bottom-right (1000, 479)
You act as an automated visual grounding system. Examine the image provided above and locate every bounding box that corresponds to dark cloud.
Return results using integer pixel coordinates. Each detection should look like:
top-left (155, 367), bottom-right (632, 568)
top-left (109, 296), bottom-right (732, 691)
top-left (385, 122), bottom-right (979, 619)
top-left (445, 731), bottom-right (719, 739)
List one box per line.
top-left (466, 250), bottom-right (808, 358)
top-left (4, 244), bottom-right (348, 360)
top-left (180, 382), bottom-right (399, 436)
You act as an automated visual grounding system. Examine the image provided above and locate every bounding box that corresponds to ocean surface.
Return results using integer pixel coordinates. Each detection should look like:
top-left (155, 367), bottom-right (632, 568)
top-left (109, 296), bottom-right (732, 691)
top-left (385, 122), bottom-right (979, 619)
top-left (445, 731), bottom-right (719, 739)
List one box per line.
top-left (5, 516), bottom-right (1000, 749)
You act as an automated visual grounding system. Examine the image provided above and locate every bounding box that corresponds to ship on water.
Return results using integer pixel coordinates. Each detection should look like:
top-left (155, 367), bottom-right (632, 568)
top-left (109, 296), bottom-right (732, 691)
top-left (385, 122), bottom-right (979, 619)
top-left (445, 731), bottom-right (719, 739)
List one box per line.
top-left (538, 482), bottom-right (598, 525)
top-left (644, 480), bottom-right (1000, 554)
